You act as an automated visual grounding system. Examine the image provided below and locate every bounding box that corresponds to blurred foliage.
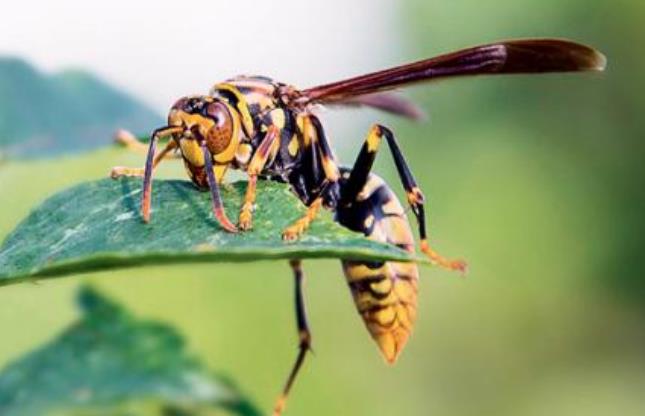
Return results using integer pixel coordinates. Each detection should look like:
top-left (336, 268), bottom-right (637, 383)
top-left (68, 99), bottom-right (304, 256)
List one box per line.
top-left (0, 286), bottom-right (259, 416)
top-left (0, 177), bottom-right (418, 284)
top-left (0, 58), bottom-right (161, 158)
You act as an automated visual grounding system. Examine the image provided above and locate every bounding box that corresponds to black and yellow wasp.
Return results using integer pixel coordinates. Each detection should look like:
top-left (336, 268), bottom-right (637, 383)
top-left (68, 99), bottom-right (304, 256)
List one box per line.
top-left (112, 39), bottom-right (605, 415)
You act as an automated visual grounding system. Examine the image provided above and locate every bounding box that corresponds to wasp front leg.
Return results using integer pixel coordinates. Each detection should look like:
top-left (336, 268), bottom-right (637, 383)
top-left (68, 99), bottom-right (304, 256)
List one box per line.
top-left (110, 126), bottom-right (182, 223)
top-left (113, 129), bottom-right (181, 159)
top-left (110, 139), bottom-right (179, 179)
top-left (239, 125), bottom-right (281, 230)
top-left (282, 115), bottom-right (340, 241)
top-left (140, 127), bottom-right (184, 222)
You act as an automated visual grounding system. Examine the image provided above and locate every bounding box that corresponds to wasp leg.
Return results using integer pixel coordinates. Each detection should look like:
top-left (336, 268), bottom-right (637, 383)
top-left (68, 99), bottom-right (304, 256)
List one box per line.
top-left (114, 129), bottom-right (149, 153)
top-left (274, 260), bottom-right (312, 416)
top-left (282, 197), bottom-right (324, 241)
top-left (111, 139), bottom-right (178, 179)
top-left (114, 129), bottom-right (182, 159)
top-left (282, 115), bottom-right (340, 241)
top-left (239, 126), bottom-right (280, 231)
top-left (139, 126), bottom-right (183, 223)
top-left (200, 140), bottom-right (238, 233)
top-left (341, 124), bottom-right (466, 272)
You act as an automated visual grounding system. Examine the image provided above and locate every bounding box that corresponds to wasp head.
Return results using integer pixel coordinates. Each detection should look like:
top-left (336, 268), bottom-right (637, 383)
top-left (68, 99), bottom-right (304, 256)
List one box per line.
top-left (168, 96), bottom-right (240, 161)
top-left (161, 95), bottom-right (240, 233)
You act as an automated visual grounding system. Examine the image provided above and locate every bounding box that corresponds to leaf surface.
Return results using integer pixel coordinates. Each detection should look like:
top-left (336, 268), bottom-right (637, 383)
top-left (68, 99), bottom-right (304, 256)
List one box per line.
top-left (0, 178), bottom-right (420, 285)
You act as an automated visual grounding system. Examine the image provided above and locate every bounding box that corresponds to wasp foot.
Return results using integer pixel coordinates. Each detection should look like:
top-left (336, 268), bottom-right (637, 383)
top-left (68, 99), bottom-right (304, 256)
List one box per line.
top-left (238, 202), bottom-right (254, 231)
top-left (282, 220), bottom-right (307, 241)
top-left (420, 239), bottom-right (468, 274)
top-left (110, 166), bottom-right (144, 179)
top-left (282, 198), bottom-right (323, 242)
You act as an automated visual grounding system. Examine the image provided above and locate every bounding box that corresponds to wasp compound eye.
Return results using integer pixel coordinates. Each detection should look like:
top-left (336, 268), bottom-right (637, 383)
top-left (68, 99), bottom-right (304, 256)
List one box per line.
top-left (205, 102), bottom-right (233, 154)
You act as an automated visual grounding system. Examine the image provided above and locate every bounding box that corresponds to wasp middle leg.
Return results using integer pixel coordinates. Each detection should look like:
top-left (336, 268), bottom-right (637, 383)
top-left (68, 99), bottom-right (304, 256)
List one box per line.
top-left (273, 259), bottom-right (312, 416)
top-left (282, 115), bottom-right (340, 241)
top-left (341, 124), bottom-right (466, 272)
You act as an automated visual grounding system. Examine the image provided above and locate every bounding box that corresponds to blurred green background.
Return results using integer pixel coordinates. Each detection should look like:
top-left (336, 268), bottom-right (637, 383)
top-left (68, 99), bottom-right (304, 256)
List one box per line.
top-left (1, 1), bottom-right (644, 415)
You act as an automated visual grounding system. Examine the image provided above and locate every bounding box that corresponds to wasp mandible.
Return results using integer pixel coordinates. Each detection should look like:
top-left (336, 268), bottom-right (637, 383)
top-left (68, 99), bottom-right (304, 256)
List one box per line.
top-left (111, 39), bottom-right (606, 415)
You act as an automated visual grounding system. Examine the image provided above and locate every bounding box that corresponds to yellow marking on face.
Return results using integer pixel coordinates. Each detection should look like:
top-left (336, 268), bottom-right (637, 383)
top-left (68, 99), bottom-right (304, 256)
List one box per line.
top-left (288, 135), bottom-right (299, 157)
top-left (183, 113), bottom-right (215, 131)
top-left (366, 126), bottom-right (382, 152)
top-left (179, 138), bottom-right (205, 167)
top-left (211, 83), bottom-right (255, 137)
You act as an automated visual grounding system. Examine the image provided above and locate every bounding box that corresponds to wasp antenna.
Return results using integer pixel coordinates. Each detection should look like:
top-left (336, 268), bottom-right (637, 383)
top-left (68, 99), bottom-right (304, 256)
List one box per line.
top-left (141, 132), bottom-right (159, 223)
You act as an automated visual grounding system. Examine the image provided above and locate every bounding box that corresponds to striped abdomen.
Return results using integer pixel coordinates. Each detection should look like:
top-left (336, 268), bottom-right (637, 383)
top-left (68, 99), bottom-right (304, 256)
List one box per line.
top-left (335, 173), bottom-right (419, 363)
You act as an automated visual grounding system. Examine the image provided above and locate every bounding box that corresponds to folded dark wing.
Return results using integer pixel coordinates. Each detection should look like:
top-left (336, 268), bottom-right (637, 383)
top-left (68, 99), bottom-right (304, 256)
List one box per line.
top-left (328, 92), bottom-right (426, 120)
top-left (300, 39), bottom-right (606, 105)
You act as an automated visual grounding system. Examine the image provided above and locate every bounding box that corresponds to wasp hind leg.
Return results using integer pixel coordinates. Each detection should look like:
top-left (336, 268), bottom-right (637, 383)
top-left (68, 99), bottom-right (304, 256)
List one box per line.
top-left (342, 124), bottom-right (466, 272)
top-left (273, 260), bottom-right (312, 416)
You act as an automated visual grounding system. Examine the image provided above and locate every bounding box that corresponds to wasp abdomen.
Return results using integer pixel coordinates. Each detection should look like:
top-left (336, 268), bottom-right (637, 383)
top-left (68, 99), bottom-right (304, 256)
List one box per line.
top-left (336, 174), bottom-right (419, 363)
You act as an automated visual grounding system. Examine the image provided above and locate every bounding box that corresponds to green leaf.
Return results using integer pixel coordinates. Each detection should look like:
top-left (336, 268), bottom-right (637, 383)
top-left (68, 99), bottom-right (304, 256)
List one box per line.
top-left (0, 286), bottom-right (260, 416)
top-left (0, 178), bottom-right (420, 285)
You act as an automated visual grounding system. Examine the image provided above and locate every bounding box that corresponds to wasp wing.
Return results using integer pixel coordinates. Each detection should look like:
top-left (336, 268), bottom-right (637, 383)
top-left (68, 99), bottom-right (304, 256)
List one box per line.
top-left (328, 92), bottom-right (426, 120)
top-left (299, 39), bottom-right (606, 105)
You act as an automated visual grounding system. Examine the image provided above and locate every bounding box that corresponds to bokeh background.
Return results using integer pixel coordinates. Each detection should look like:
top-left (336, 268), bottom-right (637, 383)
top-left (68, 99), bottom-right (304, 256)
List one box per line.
top-left (1, 1), bottom-right (644, 415)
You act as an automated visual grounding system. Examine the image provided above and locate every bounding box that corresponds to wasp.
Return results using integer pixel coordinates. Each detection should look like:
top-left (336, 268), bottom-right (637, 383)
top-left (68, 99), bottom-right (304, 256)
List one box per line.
top-left (111, 39), bottom-right (605, 415)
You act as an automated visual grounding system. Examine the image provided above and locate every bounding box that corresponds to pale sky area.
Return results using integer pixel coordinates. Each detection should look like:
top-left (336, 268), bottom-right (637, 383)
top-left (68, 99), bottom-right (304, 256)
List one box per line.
top-left (0, 0), bottom-right (401, 116)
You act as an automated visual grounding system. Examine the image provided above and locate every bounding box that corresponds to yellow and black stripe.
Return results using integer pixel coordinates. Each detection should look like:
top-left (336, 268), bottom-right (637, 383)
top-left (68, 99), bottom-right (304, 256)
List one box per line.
top-left (335, 124), bottom-right (464, 362)
top-left (337, 173), bottom-right (419, 363)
